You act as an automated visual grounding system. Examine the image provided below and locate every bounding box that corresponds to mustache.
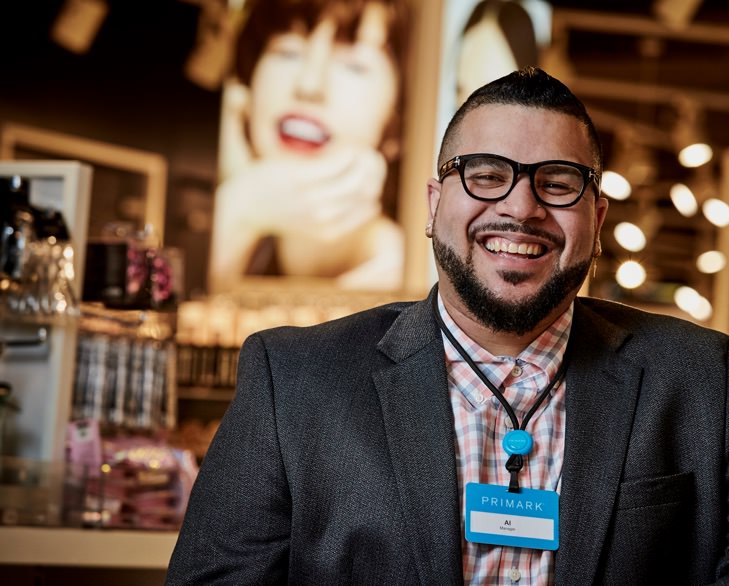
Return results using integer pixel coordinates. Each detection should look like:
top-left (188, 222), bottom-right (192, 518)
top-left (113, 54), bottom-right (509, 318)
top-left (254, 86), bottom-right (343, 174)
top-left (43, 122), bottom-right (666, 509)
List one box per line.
top-left (467, 221), bottom-right (564, 248)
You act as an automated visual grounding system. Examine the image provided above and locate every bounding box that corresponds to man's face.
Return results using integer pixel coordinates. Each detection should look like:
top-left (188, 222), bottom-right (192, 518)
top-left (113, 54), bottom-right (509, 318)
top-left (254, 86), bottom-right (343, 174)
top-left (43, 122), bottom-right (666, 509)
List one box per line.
top-left (248, 2), bottom-right (399, 159)
top-left (427, 104), bottom-right (609, 335)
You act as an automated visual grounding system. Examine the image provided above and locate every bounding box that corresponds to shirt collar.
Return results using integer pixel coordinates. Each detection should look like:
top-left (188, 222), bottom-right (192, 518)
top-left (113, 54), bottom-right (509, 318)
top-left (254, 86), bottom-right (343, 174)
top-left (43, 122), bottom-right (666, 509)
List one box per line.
top-left (436, 293), bottom-right (573, 382)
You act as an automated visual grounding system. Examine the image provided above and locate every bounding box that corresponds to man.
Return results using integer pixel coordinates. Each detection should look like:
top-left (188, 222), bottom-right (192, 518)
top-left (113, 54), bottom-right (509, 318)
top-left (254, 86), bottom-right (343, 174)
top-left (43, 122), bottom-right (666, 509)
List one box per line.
top-left (167, 67), bottom-right (729, 584)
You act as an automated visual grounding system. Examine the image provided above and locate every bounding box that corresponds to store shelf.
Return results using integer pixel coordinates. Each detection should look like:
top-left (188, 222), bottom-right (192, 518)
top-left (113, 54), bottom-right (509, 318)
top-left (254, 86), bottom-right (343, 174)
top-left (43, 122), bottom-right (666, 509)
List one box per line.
top-left (177, 385), bottom-right (234, 402)
top-left (0, 526), bottom-right (178, 569)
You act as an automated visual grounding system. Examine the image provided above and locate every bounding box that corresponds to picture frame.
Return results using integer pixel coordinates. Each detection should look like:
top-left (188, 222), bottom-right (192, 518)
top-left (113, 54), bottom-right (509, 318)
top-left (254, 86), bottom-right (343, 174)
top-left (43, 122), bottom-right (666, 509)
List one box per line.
top-left (0, 121), bottom-right (168, 243)
top-left (205, 0), bottom-right (439, 299)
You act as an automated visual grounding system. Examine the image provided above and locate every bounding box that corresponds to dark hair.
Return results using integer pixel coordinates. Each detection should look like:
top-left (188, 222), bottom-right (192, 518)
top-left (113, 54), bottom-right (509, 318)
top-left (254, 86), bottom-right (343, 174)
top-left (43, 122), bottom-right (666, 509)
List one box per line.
top-left (438, 66), bottom-right (603, 182)
top-left (235, 0), bottom-right (408, 86)
top-left (232, 0), bottom-right (410, 219)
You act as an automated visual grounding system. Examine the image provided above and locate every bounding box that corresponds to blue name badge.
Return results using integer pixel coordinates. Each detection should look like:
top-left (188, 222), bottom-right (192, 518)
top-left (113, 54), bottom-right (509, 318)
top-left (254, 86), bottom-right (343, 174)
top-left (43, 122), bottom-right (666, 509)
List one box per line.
top-left (465, 482), bottom-right (559, 551)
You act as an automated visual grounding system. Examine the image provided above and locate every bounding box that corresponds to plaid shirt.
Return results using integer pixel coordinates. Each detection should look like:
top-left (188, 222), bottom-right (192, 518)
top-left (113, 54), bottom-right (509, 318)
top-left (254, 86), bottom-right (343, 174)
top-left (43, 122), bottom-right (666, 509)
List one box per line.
top-left (437, 295), bottom-right (571, 586)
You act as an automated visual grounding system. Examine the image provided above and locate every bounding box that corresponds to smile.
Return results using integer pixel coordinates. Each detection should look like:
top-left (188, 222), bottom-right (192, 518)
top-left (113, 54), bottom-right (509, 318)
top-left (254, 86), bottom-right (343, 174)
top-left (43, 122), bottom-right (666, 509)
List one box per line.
top-left (279, 115), bottom-right (330, 149)
top-left (483, 237), bottom-right (546, 258)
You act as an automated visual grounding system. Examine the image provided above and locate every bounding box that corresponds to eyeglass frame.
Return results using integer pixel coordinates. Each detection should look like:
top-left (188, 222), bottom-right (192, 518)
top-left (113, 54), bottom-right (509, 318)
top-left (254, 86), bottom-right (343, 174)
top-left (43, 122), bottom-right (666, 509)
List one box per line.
top-left (437, 153), bottom-right (601, 208)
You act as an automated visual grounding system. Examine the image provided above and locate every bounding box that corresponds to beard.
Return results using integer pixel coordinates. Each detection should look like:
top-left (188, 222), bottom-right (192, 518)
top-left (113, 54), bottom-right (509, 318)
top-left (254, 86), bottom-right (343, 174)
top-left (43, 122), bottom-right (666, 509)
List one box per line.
top-left (432, 231), bottom-right (592, 336)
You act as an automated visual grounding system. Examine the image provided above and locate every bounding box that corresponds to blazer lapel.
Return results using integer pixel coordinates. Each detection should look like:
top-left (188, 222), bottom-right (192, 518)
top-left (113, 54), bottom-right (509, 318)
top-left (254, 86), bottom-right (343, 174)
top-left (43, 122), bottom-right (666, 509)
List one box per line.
top-left (374, 291), bottom-right (464, 585)
top-left (555, 300), bottom-right (643, 584)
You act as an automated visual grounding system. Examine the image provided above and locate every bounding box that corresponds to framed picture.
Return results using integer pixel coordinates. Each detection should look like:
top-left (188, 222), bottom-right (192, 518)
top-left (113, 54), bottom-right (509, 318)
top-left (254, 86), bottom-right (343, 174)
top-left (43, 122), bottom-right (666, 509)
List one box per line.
top-left (1, 121), bottom-right (168, 243)
top-left (207, 0), bottom-right (428, 297)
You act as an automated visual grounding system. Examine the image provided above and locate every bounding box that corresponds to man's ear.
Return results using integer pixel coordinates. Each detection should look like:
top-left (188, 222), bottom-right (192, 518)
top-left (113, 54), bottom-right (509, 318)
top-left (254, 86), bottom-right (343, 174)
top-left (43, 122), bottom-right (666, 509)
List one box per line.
top-left (426, 178), bottom-right (442, 227)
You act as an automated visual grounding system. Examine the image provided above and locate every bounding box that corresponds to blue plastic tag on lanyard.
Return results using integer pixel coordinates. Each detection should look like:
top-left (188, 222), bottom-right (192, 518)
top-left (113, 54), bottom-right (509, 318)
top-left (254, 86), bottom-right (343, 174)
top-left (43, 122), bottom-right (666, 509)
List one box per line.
top-left (465, 482), bottom-right (559, 550)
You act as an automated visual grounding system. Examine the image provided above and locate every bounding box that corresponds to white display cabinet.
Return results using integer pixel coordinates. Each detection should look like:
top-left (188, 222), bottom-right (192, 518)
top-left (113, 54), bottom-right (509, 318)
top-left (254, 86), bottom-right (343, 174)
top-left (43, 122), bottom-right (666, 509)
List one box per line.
top-left (0, 161), bottom-right (178, 577)
top-left (0, 160), bottom-right (92, 462)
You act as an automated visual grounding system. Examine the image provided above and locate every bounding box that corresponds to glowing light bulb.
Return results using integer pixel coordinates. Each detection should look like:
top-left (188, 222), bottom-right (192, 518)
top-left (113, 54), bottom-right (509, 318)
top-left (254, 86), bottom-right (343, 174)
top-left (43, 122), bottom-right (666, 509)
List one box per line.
top-left (678, 143), bottom-right (713, 168)
top-left (702, 198), bottom-right (729, 227)
top-left (601, 170), bottom-right (631, 200)
top-left (613, 222), bottom-right (646, 252)
top-left (616, 260), bottom-right (646, 289)
top-left (696, 250), bottom-right (726, 274)
top-left (674, 286), bottom-right (700, 312)
top-left (670, 183), bottom-right (698, 217)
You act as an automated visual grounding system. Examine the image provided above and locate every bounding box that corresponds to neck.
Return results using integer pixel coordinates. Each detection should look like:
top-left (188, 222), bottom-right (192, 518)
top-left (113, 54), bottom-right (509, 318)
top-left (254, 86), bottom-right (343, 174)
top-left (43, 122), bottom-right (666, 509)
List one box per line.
top-left (455, 308), bottom-right (542, 356)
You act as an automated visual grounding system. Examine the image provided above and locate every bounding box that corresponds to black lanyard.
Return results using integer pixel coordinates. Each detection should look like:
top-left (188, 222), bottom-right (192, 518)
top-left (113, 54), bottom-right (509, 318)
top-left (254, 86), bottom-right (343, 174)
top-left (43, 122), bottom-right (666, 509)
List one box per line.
top-left (431, 292), bottom-right (568, 493)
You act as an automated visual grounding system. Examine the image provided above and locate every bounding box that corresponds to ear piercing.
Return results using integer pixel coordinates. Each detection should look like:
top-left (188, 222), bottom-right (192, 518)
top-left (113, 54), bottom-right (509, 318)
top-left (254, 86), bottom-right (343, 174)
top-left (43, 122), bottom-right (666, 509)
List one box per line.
top-left (425, 222), bottom-right (433, 238)
top-left (594, 239), bottom-right (602, 258)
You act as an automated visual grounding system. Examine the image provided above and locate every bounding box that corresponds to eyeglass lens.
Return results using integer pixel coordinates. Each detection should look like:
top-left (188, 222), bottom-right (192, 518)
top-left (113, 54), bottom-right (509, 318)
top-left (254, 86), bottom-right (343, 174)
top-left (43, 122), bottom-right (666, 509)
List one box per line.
top-left (462, 156), bottom-right (585, 205)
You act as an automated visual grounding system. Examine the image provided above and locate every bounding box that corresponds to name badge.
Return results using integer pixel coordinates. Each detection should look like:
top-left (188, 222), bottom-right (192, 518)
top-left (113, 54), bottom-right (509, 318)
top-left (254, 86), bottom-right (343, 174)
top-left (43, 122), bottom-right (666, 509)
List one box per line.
top-left (465, 482), bottom-right (559, 550)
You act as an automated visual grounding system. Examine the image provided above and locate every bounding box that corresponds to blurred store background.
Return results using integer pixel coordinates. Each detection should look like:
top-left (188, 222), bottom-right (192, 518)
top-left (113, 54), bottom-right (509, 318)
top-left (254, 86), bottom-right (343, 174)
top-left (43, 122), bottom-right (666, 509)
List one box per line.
top-left (0, 0), bottom-right (728, 583)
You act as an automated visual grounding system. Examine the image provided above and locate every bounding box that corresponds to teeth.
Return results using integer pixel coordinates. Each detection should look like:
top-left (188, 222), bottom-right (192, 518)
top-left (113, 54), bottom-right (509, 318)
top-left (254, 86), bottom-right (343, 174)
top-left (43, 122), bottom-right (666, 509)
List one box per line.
top-left (281, 118), bottom-right (328, 143)
top-left (485, 239), bottom-right (544, 256)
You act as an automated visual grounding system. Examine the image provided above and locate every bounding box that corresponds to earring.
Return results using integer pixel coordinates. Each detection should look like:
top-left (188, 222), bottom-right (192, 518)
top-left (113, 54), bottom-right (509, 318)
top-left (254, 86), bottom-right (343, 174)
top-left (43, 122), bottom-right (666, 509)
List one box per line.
top-left (425, 222), bottom-right (433, 238)
top-left (592, 239), bottom-right (602, 279)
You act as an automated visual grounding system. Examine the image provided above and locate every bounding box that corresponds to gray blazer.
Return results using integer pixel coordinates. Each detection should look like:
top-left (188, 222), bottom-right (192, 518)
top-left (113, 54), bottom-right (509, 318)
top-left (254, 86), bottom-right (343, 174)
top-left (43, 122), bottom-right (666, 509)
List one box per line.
top-left (166, 288), bottom-right (729, 585)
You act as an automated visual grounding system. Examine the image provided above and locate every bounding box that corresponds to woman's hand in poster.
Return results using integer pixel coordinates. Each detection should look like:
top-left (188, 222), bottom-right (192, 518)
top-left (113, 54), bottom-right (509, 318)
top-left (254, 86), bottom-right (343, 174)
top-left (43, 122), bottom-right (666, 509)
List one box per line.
top-left (215, 143), bottom-right (386, 243)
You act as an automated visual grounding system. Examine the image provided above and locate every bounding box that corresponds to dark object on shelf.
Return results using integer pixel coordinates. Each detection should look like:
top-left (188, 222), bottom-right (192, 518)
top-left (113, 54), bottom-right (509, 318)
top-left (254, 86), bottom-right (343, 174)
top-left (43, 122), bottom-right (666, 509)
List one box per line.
top-left (82, 241), bottom-right (130, 305)
top-left (0, 175), bottom-right (36, 282)
top-left (83, 238), bottom-right (180, 311)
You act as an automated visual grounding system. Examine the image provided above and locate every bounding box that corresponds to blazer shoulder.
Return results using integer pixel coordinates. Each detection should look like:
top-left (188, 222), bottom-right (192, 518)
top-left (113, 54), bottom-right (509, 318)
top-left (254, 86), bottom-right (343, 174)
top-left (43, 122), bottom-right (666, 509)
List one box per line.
top-left (251, 299), bottom-right (418, 350)
top-left (576, 296), bottom-right (729, 344)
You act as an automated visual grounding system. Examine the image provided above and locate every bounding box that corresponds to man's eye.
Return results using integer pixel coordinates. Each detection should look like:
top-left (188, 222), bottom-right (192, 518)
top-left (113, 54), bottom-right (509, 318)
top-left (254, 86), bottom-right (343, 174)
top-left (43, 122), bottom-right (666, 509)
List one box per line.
top-left (541, 181), bottom-right (576, 194)
top-left (469, 171), bottom-right (507, 184)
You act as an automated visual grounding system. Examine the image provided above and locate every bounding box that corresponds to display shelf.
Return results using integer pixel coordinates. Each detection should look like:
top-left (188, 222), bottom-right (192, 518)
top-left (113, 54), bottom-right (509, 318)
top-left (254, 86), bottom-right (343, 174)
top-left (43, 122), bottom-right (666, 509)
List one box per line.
top-left (0, 526), bottom-right (177, 569)
top-left (0, 161), bottom-right (92, 463)
top-left (176, 385), bottom-right (234, 402)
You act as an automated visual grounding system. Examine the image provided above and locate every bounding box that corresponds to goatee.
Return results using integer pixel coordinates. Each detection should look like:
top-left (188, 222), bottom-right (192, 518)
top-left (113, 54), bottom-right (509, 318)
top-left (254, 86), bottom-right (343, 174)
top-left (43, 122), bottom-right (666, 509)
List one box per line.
top-left (432, 234), bottom-right (591, 336)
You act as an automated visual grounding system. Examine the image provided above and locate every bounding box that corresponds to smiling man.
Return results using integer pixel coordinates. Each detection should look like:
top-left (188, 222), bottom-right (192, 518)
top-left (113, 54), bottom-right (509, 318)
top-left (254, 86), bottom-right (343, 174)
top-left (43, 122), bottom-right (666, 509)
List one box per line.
top-left (427, 75), bottom-right (608, 354)
top-left (167, 68), bottom-right (729, 585)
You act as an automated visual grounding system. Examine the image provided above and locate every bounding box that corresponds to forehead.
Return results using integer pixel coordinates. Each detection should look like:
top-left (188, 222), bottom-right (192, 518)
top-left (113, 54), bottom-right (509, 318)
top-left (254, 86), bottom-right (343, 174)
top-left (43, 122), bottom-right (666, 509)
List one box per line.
top-left (455, 104), bottom-right (593, 165)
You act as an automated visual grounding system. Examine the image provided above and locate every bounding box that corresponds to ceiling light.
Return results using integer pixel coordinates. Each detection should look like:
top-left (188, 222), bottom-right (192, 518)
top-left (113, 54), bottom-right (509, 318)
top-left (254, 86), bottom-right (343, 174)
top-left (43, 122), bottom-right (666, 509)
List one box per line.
top-left (673, 97), bottom-right (713, 168)
top-left (702, 198), bottom-right (729, 227)
top-left (689, 297), bottom-right (713, 321)
top-left (51, 0), bottom-right (109, 54)
top-left (669, 182), bottom-right (698, 217)
top-left (614, 222), bottom-right (646, 252)
top-left (602, 127), bottom-right (657, 200)
top-left (675, 286), bottom-right (713, 321)
top-left (653, 0), bottom-right (703, 29)
top-left (678, 143), bottom-right (714, 168)
top-left (674, 285), bottom-right (701, 312)
top-left (601, 171), bottom-right (632, 200)
top-left (616, 260), bottom-right (646, 289)
top-left (696, 250), bottom-right (726, 274)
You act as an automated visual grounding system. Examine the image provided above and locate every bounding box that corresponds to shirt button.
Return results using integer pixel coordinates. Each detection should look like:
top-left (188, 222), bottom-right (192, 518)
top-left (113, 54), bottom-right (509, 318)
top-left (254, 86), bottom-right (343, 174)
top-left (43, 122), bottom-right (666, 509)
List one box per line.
top-left (475, 392), bottom-right (485, 404)
top-left (509, 567), bottom-right (521, 582)
top-left (511, 365), bottom-right (523, 377)
top-left (505, 419), bottom-right (514, 430)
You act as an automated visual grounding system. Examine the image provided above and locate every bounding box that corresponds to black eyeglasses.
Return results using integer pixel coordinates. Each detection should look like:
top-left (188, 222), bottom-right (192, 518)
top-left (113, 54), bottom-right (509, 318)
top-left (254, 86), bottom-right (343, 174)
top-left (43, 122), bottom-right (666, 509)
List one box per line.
top-left (438, 153), bottom-right (600, 208)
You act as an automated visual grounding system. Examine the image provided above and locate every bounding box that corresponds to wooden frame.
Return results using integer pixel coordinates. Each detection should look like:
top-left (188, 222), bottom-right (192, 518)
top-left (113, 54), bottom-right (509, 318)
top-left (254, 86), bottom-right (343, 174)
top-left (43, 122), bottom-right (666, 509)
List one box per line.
top-left (204, 0), bottom-right (440, 300)
top-left (1, 122), bottom-right (168, 243)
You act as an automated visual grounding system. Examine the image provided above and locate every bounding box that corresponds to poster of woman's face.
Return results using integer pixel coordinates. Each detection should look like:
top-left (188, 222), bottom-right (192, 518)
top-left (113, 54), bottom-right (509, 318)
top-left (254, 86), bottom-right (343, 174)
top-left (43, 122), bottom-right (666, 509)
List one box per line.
top-left (208, 0), bottom-right (410, 294)
top-left (434, 0), bottom-right (552, 148)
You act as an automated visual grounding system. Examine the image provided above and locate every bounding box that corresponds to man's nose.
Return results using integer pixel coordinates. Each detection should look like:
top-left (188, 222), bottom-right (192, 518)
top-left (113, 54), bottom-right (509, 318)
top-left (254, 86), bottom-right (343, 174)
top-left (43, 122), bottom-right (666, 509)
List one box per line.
top-left (293, 20), bottom-right (336, 101)
top-left (494, 173), bottom-right (546, 220)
